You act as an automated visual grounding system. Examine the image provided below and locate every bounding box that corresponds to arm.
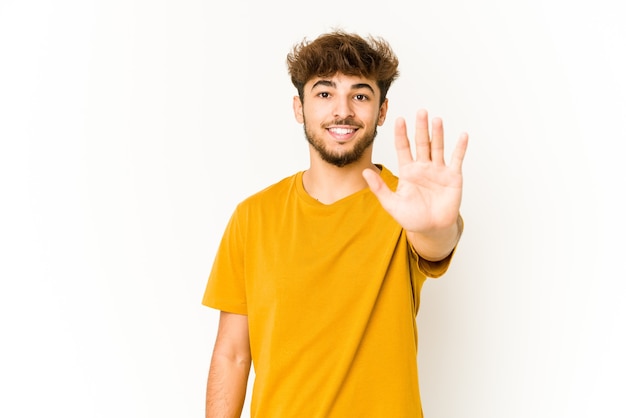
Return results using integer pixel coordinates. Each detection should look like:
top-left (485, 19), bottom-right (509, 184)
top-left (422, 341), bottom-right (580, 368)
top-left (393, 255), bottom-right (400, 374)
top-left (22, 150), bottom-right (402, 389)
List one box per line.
top-left (363, 109), bottom-right (468, 261)
top-left (206, 311), bottom-right (252, 418)
top-left (406, 212), bottom-right (464, 262)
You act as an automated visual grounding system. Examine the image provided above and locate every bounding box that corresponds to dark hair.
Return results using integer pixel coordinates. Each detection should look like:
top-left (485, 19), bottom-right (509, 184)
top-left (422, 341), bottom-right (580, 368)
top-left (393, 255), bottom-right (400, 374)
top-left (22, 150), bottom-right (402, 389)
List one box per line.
top-left (286, 30), bottom-right (400, 105)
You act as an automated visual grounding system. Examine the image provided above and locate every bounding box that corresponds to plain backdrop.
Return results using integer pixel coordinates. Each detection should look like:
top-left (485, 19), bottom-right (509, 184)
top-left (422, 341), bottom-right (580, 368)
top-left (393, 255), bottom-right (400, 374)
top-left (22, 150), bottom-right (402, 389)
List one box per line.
top-left (1, 0), bottom-right (625, 417)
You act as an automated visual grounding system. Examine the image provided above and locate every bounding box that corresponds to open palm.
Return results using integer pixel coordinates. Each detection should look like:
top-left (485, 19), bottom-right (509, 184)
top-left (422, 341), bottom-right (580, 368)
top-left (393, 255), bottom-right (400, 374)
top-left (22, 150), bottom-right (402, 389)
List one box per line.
top-left (363, 109), bottom-right (468, 235)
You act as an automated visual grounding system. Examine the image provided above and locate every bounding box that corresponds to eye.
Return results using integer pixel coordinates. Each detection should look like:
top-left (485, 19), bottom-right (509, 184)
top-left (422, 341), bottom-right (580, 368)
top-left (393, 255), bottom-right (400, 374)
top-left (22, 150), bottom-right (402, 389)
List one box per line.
top-left (355, 94), bottom-right (369, 101)
top-left (318, 92), bottom-right (330, 98)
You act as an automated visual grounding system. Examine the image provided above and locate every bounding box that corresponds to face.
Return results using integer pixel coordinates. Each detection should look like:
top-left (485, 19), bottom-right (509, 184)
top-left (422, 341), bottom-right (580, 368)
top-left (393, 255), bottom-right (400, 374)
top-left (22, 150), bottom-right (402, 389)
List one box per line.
top-left (293, 73), bottom-right (388, 167)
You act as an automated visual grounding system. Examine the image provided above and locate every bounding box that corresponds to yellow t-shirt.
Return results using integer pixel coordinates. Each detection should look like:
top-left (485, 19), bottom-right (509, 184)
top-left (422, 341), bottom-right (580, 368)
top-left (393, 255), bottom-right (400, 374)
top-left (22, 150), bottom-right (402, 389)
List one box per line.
top-left (203, 166), bottom-right (453, 417)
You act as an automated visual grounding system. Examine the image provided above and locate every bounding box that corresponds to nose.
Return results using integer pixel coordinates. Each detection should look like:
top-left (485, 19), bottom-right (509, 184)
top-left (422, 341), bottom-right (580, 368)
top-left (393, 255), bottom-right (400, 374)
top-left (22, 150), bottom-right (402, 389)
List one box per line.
top-left (333, 96), bottom-right (354, 119)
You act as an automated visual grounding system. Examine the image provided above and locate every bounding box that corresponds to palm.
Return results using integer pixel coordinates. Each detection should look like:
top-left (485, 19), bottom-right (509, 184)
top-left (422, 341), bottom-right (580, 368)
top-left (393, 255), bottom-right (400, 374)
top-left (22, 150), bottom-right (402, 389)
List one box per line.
top-left (364, 109), bottom-right (468, 234)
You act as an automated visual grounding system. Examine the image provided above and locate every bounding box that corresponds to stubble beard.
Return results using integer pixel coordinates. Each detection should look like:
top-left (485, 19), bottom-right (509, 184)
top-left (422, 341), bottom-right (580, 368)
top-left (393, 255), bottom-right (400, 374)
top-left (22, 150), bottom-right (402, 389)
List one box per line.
top-left (303, 117), bottom-right (378, 168)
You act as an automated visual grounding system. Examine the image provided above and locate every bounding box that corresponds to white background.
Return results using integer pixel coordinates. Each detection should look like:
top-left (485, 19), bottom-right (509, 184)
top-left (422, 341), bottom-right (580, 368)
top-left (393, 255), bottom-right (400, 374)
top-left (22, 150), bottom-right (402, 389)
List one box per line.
top-left (1, 0), bottom-right (625, 417)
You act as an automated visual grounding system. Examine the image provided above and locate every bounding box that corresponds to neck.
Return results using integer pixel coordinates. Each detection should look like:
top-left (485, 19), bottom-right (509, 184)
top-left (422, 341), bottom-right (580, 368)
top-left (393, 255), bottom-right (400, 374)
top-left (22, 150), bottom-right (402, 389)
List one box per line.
top-left (303, 155), bottom-right (380, 205)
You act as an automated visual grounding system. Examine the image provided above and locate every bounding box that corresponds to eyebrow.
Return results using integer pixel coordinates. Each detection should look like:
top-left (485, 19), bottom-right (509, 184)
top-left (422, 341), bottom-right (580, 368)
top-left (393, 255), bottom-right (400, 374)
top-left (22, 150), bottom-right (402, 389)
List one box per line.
top-left (310, 80), bottom-right (376, 94)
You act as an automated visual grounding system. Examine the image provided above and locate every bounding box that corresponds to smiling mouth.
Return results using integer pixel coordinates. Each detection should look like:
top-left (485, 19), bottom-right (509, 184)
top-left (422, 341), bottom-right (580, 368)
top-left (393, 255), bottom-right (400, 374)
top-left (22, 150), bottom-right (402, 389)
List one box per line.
top-left (328, 127), bottom-right (357, 135)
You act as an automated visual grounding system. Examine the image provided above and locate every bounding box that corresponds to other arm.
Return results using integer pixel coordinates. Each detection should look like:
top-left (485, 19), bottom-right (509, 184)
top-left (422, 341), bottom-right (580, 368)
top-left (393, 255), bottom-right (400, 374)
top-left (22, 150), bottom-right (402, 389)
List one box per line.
top-left (206, 311), bottom-right (251, 418)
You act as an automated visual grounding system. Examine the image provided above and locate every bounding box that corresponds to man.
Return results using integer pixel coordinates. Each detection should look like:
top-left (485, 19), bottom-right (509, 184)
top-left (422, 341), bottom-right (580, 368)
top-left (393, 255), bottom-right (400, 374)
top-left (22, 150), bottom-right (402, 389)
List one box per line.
top-left (202, 30), bottom-right (468, 417)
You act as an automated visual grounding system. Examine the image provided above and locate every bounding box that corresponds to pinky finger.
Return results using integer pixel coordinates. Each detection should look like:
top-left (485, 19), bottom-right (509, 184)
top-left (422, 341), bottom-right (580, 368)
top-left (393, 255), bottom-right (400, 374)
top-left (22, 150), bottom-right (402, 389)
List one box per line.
top-left (450, 132), bottom-right (469, 172)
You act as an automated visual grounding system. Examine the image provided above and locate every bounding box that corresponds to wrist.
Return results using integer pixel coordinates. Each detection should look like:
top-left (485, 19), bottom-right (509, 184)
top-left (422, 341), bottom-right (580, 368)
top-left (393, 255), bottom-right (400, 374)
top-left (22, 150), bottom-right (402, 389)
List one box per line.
top-left (407, 214), bottom-right (463, 261)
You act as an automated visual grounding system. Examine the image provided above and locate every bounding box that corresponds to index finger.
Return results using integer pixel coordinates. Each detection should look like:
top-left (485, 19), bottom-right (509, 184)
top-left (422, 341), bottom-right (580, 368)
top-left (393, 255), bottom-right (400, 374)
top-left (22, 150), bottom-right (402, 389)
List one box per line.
top-left (394, 117), bottom-right (413, 167)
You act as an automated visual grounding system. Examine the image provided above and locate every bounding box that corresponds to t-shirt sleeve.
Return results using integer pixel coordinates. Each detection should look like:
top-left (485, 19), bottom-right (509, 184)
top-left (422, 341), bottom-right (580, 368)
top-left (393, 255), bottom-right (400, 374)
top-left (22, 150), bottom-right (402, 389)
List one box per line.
top-left (411, 215), bottom-right (464, 279)
top-left (202, 206), bottom-right (248, 315)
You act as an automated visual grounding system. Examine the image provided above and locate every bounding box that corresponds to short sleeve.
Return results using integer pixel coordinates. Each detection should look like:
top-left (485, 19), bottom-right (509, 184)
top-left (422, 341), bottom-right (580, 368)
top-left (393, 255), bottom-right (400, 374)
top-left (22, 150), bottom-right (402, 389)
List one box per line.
top-left (202, 206), bottom-right (248, 315)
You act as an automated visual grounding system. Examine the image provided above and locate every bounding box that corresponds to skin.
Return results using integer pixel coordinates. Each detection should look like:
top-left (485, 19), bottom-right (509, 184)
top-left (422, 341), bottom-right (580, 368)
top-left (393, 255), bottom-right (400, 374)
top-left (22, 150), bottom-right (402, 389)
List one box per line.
top-left (295, 72), bottom-right (468, 261)
top-left (206, 312), bottom-right (251, 418)
top-left (205, 72), bottom-right (469, 417)
top-left (300, 75), bottom-right (384, 168)
top-left (363, 110), bottom-right (468, 261)
top-left (294, 73), bottom-right (389, 205)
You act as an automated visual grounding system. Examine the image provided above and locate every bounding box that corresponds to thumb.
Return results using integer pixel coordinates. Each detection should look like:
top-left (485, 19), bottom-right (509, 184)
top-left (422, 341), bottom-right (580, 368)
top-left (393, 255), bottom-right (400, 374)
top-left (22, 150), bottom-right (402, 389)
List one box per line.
top-left (362, 168), bottom-right (395, 207)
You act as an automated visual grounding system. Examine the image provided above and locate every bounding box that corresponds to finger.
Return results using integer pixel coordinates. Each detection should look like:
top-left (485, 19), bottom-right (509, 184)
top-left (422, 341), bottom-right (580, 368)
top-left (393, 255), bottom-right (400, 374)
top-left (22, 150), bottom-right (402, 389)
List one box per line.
top-left (450, 132), bottom-right (469, 173)
top-left (394, 117), bottom-right (413, 167)
top-left (363, 168), bottom-right (396, 211)
top-left (414, 109), bottom-right (431, 162)
top-left (430, 117), bottom-right (445, 166)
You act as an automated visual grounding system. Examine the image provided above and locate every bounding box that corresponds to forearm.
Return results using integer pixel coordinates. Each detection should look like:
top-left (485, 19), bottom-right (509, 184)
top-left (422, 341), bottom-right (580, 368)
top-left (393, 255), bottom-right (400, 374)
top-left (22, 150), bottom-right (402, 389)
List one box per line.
top-left (406, 214), bottom-right (464, 261)
top-left (206, 351), bottom-right (251, 418)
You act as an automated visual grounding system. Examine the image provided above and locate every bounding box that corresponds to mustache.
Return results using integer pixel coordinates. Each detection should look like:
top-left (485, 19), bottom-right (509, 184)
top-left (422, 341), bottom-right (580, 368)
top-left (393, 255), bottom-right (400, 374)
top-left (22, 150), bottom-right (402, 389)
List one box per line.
top-left (323, 118), bottom-right (363, 128)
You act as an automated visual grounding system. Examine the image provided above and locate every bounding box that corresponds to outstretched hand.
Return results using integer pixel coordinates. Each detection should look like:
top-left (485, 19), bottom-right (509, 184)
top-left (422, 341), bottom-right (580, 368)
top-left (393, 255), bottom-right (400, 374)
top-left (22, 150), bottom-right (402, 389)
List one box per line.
top-left (363, 109), bottom-right (468, 257)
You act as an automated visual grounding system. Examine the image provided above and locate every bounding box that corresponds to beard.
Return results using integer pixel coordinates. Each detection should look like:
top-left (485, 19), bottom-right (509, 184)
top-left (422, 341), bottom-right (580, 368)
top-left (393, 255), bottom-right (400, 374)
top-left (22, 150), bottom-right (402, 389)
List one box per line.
top-left (303, 116), bottom-right (378, 168)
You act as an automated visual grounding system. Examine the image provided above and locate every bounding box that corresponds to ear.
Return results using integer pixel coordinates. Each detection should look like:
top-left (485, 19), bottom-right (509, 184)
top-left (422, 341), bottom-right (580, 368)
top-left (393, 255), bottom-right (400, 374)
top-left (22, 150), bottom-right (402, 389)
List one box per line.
top-left (377, 99), bottom-right (389, 126)
top-left (293, 96), bottom-right (304, 123)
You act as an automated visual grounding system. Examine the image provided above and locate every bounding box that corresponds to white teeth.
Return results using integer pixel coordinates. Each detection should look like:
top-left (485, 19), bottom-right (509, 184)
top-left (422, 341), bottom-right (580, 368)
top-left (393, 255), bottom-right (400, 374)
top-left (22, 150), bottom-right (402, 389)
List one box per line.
top-left (329, 128), bottom-right (354, 135)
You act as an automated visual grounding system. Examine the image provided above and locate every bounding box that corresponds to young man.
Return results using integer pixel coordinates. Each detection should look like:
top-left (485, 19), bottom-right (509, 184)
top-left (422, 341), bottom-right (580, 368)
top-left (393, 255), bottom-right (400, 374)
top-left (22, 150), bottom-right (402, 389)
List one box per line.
top-left (203, 30), bottom-right (468, 417)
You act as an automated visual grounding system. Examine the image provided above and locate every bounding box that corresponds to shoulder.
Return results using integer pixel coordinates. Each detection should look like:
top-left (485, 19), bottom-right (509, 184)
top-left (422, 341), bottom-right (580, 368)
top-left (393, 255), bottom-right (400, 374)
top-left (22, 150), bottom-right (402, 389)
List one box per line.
top-left (378, 165), bottom-right (399, 191)
top-left (237, 172), bottom-right (301, 211)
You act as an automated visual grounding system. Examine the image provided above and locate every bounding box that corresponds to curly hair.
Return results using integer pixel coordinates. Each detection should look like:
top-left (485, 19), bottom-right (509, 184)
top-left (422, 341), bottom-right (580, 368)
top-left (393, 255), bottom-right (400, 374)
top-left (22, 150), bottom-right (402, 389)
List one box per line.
top-left (286, 30), bottom-right (400, 105)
